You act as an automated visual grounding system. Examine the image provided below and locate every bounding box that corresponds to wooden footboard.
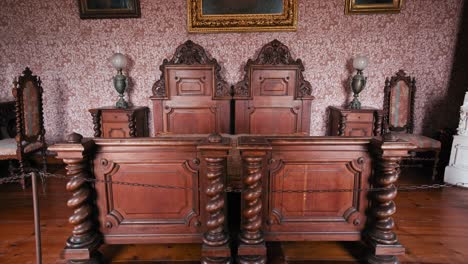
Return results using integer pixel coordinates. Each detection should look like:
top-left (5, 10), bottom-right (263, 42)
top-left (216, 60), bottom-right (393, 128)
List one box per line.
top-left (237, 135), bottom-right (415, 264)
top-left (50, 133), bottom-right (232, 263)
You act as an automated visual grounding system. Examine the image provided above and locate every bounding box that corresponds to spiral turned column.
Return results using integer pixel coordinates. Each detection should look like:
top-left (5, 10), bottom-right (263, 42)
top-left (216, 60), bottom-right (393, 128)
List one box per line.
top-left (49, 133), bottom-right (102, 263)
top-left (203, 157), bottom-right (229, 247)
top-left (367, 135), bottom-right (415, 264)
top-left (237, 154), bottom-right (267, 264)
top-left (127, 112), bottom-right (136, 137)
top-left (64, 158), bottom-right (99, 250)
top-left (240, 156), bottom-right (264, 245)
top-left (198, 133), bottom-right (231, 264)
top-left (90, 110), bottom-right (101, 138)
top-left (367, 156), bottom-right (401, 264)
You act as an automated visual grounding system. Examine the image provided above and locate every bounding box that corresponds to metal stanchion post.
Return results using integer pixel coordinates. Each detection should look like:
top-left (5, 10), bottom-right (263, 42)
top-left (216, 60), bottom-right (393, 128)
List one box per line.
top-left (31, 172), bottom-right (43, 264)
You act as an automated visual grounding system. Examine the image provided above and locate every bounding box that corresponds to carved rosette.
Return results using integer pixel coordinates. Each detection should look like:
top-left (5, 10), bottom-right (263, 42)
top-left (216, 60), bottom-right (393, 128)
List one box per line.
top-left (203, 157), bottom-right (229, 247)
top-left (233, 39), bottom-right (313, 100)
top-left (90, 110), bottom-right (101, 137)
top-left (64, 157), bottom-right (100, 249)
top-left (240, 156), bottom-right (264, 245)
top-left (127, 112), bottom-right (136, 137)
top-left (152, 40), bottom-right (231, 99)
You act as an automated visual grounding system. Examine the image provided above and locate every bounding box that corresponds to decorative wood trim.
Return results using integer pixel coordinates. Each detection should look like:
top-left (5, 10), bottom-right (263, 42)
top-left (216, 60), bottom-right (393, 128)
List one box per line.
top-left (151, 40), bottom-right (230, 99)
top-left (233, 39), bottom-right (314, 100)
top-left (127, 111), bottom-right (136, 137)
top-left (383, 70), bottom-right (415, 134)
top-left (187, 0), bottom-right (297, 33)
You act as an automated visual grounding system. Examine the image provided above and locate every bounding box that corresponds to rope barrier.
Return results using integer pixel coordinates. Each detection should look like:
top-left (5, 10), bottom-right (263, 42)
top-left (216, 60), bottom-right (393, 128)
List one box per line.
top-left (1, 172), bottom-right (466, 193)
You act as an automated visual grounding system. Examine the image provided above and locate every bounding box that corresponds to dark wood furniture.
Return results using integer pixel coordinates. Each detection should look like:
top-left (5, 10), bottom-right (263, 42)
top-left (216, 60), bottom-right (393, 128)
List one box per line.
top-left (237, 135), bottom-right (415, 264)
top-left (89, 106), bottom-right (149, 138)
top-left (0, 101), bottom-right (16, 139)
top-left (0, 68), bottom-right (47, 189)
top-left (51, 134), bottom-right (415, 264)
top-left (383, 70), bottom-right (441, 181)
top-left (50, 133), bottom-right (232, 263)
top-left (328, 106), bottom-right (383, 136)
top-left (234, 39), bottom-right (314, 135)
top-left (150, 40), bottom-right (231, 135)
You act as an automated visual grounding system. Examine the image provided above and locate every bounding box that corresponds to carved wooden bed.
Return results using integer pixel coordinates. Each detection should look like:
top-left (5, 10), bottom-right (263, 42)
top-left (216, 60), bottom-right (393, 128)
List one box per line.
top-left (50, 40), bottom-right (415, 264)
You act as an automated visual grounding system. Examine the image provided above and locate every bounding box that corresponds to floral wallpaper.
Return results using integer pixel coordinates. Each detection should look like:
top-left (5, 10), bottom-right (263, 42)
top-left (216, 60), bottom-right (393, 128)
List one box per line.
top-left (0, 0), bottom-right (464, 141)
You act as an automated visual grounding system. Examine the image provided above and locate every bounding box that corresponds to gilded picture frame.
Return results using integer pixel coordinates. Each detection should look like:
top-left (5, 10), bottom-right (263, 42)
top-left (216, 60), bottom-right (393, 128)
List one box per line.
top-left (345, 0), bottom-right (403, 14)
top-left (78, 0), bottom-right (141, 19)
top-left (187, 0), bottom-right (297, 33)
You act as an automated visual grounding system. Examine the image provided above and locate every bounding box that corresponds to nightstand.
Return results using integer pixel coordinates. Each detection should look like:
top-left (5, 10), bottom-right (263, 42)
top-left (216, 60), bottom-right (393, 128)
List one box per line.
top-left (328, 106), bottom-right (382, 137)
top-left (89, 106), bottom-right (149, 138)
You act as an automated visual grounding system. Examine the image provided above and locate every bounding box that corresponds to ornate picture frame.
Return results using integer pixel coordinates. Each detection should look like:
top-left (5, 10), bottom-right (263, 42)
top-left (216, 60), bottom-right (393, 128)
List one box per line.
top-left (345, 0), bottom-right (403, 14)
top-left (78, 0), bottom-right (141, 19)
top-left (187, 0), bottom-right (297, 33)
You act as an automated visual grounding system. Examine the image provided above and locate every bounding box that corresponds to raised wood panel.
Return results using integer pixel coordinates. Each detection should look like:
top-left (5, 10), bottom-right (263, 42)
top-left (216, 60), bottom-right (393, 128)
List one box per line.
top-left (102, 123), bottom-right (129, 138)
top-left (251, 69), bottom-right (296, 97)
top-left (345, 123), bottom-right (371, 137)
top-left (92, 140), bottom-right (204, 244)
top-left (249, 107), bottom-right (298, 134)
top-left (166, 67), bottom-right (213, 97)
top-left (271, 163), bottom-right (356, 220)
top-left (263, 142), bottom-right (372, 241)
top-left (165, 107), bottom-right (216, 134)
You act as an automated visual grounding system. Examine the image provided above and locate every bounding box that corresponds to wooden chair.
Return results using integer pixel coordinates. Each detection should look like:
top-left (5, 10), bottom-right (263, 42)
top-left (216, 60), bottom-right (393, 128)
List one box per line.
top-left (0, 68), bottom-right (47, 189)
top-left (383, 70), bottom-right (441, 181)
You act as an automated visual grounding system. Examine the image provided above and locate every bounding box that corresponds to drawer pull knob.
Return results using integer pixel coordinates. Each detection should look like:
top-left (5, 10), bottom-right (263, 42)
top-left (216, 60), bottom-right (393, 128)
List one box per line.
top-left (105, 221), bottom-right (113, 228)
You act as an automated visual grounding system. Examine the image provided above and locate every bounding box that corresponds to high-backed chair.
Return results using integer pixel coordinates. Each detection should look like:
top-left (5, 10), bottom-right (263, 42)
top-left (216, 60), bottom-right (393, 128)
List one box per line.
top-left (0, 68), bottom-right (47, 189)
top-left (383, 70), bottom-right (441, 181)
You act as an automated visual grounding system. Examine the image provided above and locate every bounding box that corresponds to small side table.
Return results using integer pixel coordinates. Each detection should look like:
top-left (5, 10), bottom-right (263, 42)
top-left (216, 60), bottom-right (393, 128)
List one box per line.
top-left (89, 106), bottom-right (149, 138)
top-left (328, 106), bottom-right (383, 137)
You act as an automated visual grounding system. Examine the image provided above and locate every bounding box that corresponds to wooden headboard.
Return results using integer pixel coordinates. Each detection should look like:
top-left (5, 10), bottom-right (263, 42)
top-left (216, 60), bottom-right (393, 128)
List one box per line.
top-left (150, 40), bottom-right (231, 135)
top-left (233, 39), bottom-right (314, 135)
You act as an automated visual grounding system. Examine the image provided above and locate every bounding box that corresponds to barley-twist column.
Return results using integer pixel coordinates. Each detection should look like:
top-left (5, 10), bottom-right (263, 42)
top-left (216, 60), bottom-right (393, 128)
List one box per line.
top-left (240, 156), bottom-right (263, 245)
top-left (204, 157), bottom-right (229, 246)
top-left (237, 137), bottom-right (271, 264)
top-left (367, 134), bottom-right (415, 264)
top-left (90, 110), bottom-right (101, 137)
top-left (49, 133), bottom-right (102, 263)
top-left (198, 133), bottom-right (231, 264)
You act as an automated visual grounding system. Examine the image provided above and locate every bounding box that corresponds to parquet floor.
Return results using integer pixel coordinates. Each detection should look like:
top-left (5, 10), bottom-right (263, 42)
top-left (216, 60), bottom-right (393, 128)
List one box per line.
top-left (0, 165), bottom-right (467, 263)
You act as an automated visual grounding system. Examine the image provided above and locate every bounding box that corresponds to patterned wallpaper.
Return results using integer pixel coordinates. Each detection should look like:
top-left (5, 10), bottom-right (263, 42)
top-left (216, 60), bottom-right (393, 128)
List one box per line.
top-left (0, 0), bottom-right (464, 141)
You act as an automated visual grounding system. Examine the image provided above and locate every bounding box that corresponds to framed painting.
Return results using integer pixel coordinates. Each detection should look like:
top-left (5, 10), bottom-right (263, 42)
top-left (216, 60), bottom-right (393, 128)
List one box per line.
top-left (345, 0), bottom-right (403, 14)
top-left (187, 0), bottom-right (297, 33)
top-left (78, 0), bottom-right (141, 19)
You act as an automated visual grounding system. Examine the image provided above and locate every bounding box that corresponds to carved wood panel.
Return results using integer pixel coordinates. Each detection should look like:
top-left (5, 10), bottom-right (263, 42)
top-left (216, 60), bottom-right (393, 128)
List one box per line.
top-left (93, 142), bottom-right (204, 244)
top-left (151, 41), bottom-right (231, 135)
top-left (264, 143), bottom-right (371, 241)
top-left (234, 40), bottom-right (313, 135)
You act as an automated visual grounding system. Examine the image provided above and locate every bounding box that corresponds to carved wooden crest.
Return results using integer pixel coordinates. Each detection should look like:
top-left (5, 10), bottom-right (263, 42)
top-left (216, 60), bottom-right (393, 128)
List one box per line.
top-left (152, 40), bottom-right (230, 99)
top-left (233, 39), bottom-right (313, 99)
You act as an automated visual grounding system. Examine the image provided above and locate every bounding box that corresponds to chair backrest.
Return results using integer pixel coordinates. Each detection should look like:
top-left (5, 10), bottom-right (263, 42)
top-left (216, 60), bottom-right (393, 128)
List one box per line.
top-left (383, 70), bottom-right (415, 134)
top-left (12, 68), bottom-right (46, 145)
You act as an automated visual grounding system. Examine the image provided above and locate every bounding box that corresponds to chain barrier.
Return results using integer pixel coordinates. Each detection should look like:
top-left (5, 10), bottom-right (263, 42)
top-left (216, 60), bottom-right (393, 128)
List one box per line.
top-left (0, 171), bottom-right (466, 193)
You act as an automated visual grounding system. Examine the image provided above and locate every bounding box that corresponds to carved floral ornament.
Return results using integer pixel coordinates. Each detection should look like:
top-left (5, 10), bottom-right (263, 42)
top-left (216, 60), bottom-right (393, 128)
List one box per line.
top-left (152, 39), bottom-right (313, 100)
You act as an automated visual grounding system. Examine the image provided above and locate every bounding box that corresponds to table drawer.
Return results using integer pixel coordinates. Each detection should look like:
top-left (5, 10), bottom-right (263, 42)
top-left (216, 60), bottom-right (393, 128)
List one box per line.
top-left (346, 112), bottom-right (374, 122)
top-left (102, 112), bottom-right (128, 122)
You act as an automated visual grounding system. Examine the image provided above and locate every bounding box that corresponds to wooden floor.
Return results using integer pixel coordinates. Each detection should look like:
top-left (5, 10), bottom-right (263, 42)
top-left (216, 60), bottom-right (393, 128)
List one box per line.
top-left (0, 165), bottom-right (467, 263)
